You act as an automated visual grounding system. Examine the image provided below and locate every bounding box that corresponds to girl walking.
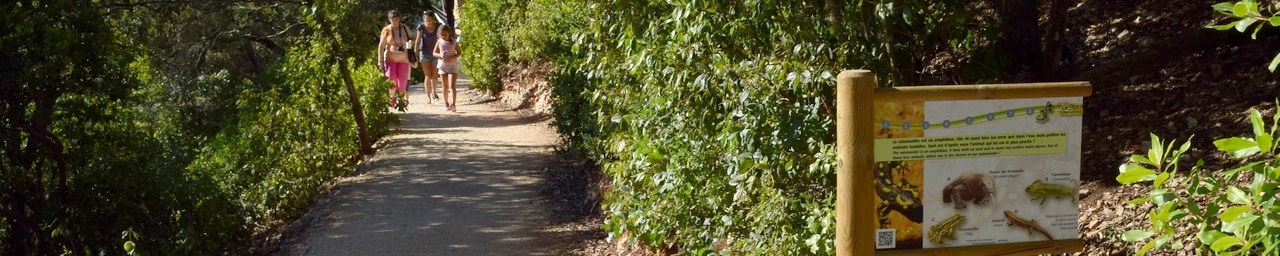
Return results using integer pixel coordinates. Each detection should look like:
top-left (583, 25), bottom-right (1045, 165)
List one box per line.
top-left (433, 25), bottom-right (462, 112)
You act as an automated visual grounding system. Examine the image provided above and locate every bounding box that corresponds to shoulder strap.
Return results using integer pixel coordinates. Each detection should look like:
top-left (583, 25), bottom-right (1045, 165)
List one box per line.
top-left (400, 25), bottom-right (411, 41)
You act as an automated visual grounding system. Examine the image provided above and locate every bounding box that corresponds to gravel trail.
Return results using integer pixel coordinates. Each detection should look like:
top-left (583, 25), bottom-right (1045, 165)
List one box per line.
top-left (286, 74), bottom-right (561, 255)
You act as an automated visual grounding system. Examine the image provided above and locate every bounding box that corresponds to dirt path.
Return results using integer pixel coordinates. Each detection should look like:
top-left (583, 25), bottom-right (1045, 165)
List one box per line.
top-left (284, 74), bottom-right (561, 255)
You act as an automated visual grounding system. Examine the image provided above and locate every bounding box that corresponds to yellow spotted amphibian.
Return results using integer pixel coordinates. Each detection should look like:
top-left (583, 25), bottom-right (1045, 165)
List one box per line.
top-left (1025, 180), bottom-right (1075, 205)
top-left (1004, 210), bottom-right (1053, 240)
top-left (928, 214), bottom-right (966, 244)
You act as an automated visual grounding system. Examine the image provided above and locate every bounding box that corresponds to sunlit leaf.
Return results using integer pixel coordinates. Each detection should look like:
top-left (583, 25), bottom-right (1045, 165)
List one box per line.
top-left (1118, 163), bottom-right (1158, 184)
top-left (1211, 236), bottom-right (1243, 252)
top-left (1215, 137), bottom-right (1260, 158)
top-left (1122, 229), bottom-right (1156, 242)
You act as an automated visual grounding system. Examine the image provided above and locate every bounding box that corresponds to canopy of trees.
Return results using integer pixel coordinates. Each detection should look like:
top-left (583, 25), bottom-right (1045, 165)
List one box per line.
top-left (1, 0), bottom-right (443, 254)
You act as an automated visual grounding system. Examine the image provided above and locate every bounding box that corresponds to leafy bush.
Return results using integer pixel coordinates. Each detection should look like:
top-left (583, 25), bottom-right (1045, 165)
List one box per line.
top-left (1209, 0), bottom-right (1280, 72)
top-left (505, 0), bottom-right (587, 63)
top-left (548, 0), bottom-right (992, 254)
top-left (1118, 100), bottom-right (1280, 255)
top-left (458, 0), bottom-right (588, 94)
top-left (458, 0), bottom-right (516, 94)
top-left (188, 34), bottom-right (394, 229)
top-left (1, 0), bottom-right (395, 254)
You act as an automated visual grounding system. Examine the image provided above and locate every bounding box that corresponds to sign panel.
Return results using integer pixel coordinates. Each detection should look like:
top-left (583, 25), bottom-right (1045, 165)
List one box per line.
top-left (870, 97), bottom-right (1084, 250)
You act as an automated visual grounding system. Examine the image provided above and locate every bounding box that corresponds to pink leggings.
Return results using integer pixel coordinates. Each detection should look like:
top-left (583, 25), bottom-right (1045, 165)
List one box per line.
top-left (385, 61), bottom-right (410, 93)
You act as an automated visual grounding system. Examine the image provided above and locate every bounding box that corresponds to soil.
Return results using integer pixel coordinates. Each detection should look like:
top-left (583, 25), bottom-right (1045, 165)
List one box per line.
top-left (1068, 0), bottom-right (1279, 254)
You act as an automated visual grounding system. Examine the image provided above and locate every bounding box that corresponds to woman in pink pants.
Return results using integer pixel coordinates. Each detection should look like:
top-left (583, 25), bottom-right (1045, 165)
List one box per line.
top-left (379, 10), bottom-right (413, 108)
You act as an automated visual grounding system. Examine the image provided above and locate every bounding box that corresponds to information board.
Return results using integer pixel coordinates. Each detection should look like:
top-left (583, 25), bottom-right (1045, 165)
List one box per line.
top-left (869, 97), bottom-right (1084, 250)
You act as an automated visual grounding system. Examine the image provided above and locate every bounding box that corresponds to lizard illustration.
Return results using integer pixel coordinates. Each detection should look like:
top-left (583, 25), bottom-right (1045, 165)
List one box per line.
top-left (941, 173), bottom-right (994, 209)
top-left (1024, 179), bottom-right (1076, 205)
top-left (1003, 210), bottom-right (1053, 240)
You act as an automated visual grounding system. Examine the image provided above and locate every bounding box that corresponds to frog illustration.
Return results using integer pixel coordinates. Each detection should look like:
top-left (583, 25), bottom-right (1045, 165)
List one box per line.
top-left (928, 214), bottom-right (966, 244)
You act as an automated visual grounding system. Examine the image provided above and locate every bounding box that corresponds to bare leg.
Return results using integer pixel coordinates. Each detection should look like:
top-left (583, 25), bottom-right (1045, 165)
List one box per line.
top-left (444, 73), bottom-right (458, 111)
top-left (388, 87), bottom-right (397, 107)
top-left (424, 64), bottom-right (435, 103)
top-left (422, 63), bottom-right (438, 103)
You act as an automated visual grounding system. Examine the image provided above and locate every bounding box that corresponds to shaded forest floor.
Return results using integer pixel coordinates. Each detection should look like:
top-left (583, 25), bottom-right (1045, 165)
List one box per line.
top-left (1070, 0), bottom-right (1279, 254)
top-left (527, 0), bottom-right (1280, 255)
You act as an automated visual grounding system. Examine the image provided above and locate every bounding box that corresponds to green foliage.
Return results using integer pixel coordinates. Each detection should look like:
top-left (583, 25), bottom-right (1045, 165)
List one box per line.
top-left (1210, 1), bottom-right (1280, 72)
top-left (457, 0), bottom-right (516, 94)
top-left (506, 0), bottom-right (587, 63)
top-left (1, 0), bottom-right (396, 254)
top-left (546, 0), bottom-right (991, 254)
top-left (1118, 100), bottom-right (1280, 256)
top-left (459, 0), bottom-right (589, 95)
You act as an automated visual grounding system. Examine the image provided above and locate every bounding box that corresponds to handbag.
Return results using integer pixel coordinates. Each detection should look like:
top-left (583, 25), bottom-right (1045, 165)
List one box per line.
top-left (403, 26), bottom-right (418, 64)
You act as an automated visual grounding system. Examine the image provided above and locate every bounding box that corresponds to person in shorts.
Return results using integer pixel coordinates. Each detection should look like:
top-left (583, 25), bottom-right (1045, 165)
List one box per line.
top-left (416, 11), bottom-right (441, 103)
top-left (433, 25), bottom-right (461, 112)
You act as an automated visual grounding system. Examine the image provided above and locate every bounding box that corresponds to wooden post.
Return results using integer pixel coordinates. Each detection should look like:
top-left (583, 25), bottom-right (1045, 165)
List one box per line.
top-left (837, 70), bottom-right (875, 256)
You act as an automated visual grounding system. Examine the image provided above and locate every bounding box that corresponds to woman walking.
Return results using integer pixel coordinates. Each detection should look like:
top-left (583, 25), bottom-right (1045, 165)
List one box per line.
top-left (379, 10), bottom-right (413, 109)
top-left (433, 25), bottom-right (461, 112)
top-left (416, 11), bottom-right (441, 104)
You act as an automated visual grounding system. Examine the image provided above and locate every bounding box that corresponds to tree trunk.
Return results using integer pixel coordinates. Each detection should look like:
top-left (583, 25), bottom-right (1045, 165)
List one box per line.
top-left (989, 0), bottom-right (1044, 81)
top-left (826, 0), bottom-right (845, 35)
top-left (1042, 0), bottom-right (1069, 79)
top-left (338, 57), bottom-right (372, 155)
top-left (322, 23), bottom-right (372, 155)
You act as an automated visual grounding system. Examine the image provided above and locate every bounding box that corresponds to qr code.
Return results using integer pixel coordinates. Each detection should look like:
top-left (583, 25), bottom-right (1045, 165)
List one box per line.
top-left (875, 229), bottom-right (895, 249)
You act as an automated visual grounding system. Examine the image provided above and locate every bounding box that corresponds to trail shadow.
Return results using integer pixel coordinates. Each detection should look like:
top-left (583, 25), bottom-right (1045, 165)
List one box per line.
top-left (301, 136), bottom-right (555, 255)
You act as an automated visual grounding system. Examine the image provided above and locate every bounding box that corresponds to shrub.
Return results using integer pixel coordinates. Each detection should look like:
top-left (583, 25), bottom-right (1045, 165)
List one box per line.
top-left (1118, 100), bottom-right (1280, 255)
top-left (551, 1), bottom-right (990, 254)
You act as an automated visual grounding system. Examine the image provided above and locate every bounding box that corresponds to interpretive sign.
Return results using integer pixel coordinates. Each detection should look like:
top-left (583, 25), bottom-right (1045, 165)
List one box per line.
top-left (870, 98), bottom-right (1084, 250)
top-left (832, 69), bottom-right (1090, 256)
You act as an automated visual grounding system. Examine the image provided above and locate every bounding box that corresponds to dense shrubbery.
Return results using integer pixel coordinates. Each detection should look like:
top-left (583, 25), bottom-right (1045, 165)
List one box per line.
top-left (545, 0), bottom-right (997, 254)
top-left (459, 0), bottom-right (587, 94)
top-left (1, 0), bottom-right (398, 254)
top-left (1118, 102), bottom-right (1280, 256)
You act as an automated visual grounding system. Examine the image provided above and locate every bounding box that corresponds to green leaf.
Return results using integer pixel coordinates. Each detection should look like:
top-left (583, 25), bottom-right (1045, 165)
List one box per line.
top-left (1215, 137), bottom-right (1260, 158)
top-left (1271, 17), bottom-right (1280, 26)
top-left (1154, 171), bottom-right (1171, 188)
top-left (1150, 134), bottom-right (1165, 164)
top-left (1200, 230), bottom-right (1230, 247)
top-left (1138, 238), bottom-right (1157, 256)
top-left (1214, 2), bottom-right (1237, 13)
top-left (1237, 17), bottom-right (1257, 32)
top-left (1123, 229), bottom-right (1156, 242)
top-left (1151, 189), bottom-right (1176, 205)
top-left (1211, 236), bottom-right (1243, 252)
top-left (1251, 108), bottom-right (1266, 137)
top-left (1126, 196), bottom-right (1152, 204)
top-left (1227, 186), bottom-right (1252, 205)
top-left (1225, 214), bottom-right (1259, 235)
top-left (1254, 21), bottom-right (1265, 39)
top-left (1259, 134), bottom-right (1273, 154)
top-left (1234, 2), bottom-right (1250, 17)
top-left (1131, 154), bottom-right (1156, 166)
top-left (1214, 20), bottom-right (1242, 30)
top-left (1222, 205), bottom-right (1250, 222)
top-left (1269, 52), bottom-right (1280, 72)
top-left (1118, 163), bottom-right (1158, 184)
